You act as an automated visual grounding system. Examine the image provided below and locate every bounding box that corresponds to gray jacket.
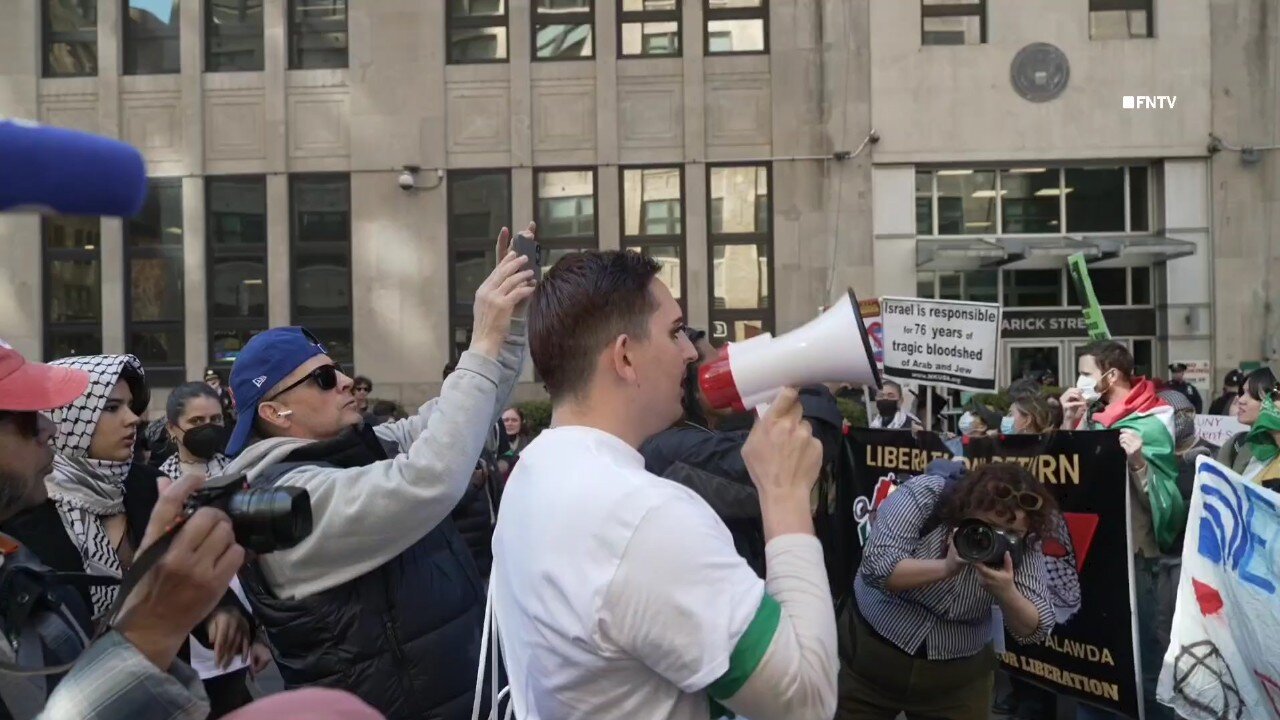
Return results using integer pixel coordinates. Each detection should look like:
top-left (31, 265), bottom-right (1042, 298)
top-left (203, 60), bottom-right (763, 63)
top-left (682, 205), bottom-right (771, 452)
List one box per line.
top-left (219, 318), bottom-right (527, 600)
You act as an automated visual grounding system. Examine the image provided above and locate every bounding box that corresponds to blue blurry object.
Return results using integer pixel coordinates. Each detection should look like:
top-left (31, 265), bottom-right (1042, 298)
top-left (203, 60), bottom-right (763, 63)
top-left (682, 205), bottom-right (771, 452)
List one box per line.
top-left (0, 119), bottom-right (148, 217)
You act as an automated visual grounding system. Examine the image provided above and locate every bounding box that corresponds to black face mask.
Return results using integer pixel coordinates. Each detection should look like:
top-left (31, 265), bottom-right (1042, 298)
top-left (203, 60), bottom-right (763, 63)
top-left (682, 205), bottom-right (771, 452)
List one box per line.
top-left (182, 423), bottom-right (229, 461)
top-left (876, 399), bottom-right (900, 418)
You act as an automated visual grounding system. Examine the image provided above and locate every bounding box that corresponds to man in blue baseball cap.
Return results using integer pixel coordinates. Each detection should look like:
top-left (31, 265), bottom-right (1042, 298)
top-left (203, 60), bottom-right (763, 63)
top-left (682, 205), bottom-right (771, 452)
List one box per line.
top-left (220, 225), bottom-right (537, 720)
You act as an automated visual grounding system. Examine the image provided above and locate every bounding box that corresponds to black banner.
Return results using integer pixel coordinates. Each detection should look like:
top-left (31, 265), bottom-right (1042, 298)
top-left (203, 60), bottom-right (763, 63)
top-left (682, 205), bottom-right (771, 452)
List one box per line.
top-left (841, 428), bottom-right (1140, 718)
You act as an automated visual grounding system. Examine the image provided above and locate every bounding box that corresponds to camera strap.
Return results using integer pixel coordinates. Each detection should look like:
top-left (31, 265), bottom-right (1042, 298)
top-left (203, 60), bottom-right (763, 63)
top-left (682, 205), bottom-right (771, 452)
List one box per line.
top-left (0, 528), bottom-right (175, 678)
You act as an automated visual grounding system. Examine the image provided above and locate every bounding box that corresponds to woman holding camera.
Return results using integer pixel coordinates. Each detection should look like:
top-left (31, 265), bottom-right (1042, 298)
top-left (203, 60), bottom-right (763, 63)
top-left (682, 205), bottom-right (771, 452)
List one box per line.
top-left (837, 462), bottom-right (1057, 720)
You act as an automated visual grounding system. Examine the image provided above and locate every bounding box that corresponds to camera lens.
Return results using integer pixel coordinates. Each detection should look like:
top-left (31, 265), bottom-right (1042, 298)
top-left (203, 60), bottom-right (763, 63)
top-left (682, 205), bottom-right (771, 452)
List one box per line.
top-left (226, 487), bottom-right (313, 553)
top-left (955, 519), bottom-right (1001, 565)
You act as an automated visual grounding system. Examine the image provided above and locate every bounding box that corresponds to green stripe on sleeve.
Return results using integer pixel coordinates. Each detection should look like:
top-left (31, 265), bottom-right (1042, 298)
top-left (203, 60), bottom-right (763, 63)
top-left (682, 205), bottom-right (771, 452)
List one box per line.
top-left (708, 593), bottom-right (782, 701)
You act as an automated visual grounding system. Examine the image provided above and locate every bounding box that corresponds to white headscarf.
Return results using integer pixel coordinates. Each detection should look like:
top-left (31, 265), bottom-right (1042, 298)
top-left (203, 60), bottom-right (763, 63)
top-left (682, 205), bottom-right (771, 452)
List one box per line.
top-left (43, 354), bottom-right (146, 617)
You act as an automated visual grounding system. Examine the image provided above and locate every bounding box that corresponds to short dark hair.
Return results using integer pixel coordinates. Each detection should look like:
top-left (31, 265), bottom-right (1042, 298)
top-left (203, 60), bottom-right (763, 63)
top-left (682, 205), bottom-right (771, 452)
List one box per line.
top-left (1080, 340), bottom-right (1134, 379)
top-left (529, 250), bottom-right (662, 402)
top-left (353, 375), bottom-right (373, 390)
top-left (882, 380), bottom-right (903, 394)
top-left (166, 381), bottom-right (222, 424)
top-left (1244, 367), bottom-right (1279, 402)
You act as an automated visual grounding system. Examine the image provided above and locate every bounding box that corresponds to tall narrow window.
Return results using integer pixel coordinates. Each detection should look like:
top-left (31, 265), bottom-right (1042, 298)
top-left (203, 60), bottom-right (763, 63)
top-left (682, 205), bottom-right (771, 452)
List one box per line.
top-left (43, 0), bottom-right (98, 77)
top-left (535, 169), bottom-right (599, 277)
top-left (622, 167), bottom-right (685, 310)
top-left (448, 171), bottom-right (511, 360)
top-left (207, 0), bottom-right (265, 72)
top-left (448, 0), bottom-right (509, 63)
top-left (705, 0), bottom-right (767, 55)
top-left (534, 0), bottom-right (594, 60)
top-left (921, 0), bottom-right (986, 45)
top-left (289, 0), bottom-right (348, 69)
top-left (125, 179), bottom-right (185, 384)
top-left (124, 0), bottom-right (181, 75)
top-left (43, 216), bottom-right (103, 360)
top-left (290, 174), bottom-right (352, 365)
top-left (708, 164), bottom-right (772, 343)
top-left (1090, 0), bottom-right (1153, 39)
top-left (207, 176), bottom-right (268, 367)
top-left (619, 0), bottom-right (680, 57)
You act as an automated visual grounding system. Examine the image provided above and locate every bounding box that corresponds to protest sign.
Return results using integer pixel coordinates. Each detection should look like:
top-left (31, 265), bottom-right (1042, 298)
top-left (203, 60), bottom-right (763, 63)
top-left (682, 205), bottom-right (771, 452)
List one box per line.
top-left (1068, 253), bottom-right (1113, 340)
top-left (1194, 415), bottom-right (1248, 449)
top-left (880, 297), bottom-right (1001, 391)
top-left (843, 429), bottom-right (1141, 718)
top-left (1159, 459), bottom-right (1280, 720)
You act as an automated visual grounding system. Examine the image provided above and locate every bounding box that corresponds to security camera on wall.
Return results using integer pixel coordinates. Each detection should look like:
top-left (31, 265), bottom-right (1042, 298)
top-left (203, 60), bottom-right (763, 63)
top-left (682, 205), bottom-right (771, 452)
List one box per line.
top-left (398, 167), bottom-right (418, 191)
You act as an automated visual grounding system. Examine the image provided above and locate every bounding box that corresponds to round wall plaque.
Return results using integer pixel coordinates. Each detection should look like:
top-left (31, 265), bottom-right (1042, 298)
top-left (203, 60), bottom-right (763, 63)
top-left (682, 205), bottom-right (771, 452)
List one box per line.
top-left (1010, 42), bottom-right (1070, 103)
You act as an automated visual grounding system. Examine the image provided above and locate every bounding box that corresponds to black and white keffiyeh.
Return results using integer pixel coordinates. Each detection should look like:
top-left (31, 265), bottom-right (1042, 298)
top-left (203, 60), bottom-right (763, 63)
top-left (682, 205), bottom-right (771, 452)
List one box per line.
top-left (158, 452), bottom-right (230, 483)
top-left (44, 354), bottom-right (145, 617)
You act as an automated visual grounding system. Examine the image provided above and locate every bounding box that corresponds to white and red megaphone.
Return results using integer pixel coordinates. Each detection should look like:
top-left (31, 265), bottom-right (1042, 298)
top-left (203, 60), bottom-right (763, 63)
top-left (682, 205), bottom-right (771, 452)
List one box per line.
top-left (699, 288), bottom-right (882, 412)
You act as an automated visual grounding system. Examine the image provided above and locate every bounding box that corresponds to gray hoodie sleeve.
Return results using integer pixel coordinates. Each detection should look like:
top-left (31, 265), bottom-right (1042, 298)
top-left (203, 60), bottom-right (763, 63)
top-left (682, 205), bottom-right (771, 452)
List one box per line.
top-left (373, 316), bottom-right (527, 451)
top-left (255, 320), bottom-right (526, 600)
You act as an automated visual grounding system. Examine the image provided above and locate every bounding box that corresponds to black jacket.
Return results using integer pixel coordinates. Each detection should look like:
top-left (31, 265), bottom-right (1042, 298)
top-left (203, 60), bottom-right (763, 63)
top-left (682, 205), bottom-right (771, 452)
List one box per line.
top-left (1207, 392), bottom-right (1237, 416)
top-left (238, 427), bottom-right (486, 720)
top-left (1166, 380), bottom-right (1204, 413)
top-left (640, 386), bottom-right (844, 577)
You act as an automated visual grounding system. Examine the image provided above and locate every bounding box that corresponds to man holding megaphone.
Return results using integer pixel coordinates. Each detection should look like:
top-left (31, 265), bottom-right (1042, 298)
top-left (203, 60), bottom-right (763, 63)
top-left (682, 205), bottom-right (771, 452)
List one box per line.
top-left (489, 250), bottom-right (889, 720)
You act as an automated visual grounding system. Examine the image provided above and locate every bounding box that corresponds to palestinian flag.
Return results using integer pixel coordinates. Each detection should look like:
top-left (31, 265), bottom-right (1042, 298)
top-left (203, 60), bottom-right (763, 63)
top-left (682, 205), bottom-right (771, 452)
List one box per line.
top-left (1090, 377), bottom-right (1187, 553)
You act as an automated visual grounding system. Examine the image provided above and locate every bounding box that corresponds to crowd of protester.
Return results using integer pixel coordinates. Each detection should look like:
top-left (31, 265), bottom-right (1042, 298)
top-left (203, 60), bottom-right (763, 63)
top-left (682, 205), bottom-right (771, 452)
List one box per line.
top-left (4, 220), bottom-right (1278, 720)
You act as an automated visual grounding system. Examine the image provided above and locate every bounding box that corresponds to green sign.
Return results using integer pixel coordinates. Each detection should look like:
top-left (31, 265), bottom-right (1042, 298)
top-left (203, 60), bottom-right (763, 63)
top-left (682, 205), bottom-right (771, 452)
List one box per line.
top-left (1067, 253), bottom-right (1112, 340)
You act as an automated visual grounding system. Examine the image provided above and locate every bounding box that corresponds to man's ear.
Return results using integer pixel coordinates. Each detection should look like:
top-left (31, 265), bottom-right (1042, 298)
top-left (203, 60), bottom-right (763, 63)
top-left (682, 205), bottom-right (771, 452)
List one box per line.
top-left (608, 334), bottom-right (639, 385)
top-left (257, 402), bottom-right (293, 432)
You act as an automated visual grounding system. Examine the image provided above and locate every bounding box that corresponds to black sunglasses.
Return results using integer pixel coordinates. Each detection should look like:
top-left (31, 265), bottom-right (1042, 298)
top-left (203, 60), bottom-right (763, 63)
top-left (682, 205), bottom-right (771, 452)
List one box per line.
top-left (265, 363), bottom-right (344, 402)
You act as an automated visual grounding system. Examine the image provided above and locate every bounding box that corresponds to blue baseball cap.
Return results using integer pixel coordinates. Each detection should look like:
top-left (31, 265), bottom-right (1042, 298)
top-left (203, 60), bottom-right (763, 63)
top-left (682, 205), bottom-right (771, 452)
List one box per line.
top-left (227, 327), bottom-right (328, 456)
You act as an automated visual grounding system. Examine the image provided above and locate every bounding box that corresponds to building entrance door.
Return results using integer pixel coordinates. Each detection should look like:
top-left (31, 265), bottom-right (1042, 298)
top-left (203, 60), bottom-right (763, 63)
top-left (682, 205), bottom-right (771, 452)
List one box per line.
top-left (1005, 341), bottom-right (1062, 388)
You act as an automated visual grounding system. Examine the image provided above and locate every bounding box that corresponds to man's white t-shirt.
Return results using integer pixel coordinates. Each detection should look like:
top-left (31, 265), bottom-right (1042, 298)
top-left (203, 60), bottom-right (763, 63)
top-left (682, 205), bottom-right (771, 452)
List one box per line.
top-left (491, 426), bottom-right (769, 720)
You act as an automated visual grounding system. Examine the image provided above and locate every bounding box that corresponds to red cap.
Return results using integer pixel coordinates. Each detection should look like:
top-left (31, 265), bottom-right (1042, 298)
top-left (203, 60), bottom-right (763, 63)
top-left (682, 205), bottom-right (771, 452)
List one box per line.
top-left (698, 351), bottom-right (746, 414)
top-left (0, 339), bottom-right (90, 412)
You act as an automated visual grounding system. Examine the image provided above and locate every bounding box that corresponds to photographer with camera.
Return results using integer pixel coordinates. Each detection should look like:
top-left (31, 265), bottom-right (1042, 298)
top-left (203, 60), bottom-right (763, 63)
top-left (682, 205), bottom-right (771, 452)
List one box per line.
top-left (838, 463), bottom-right (1056, 720)
top-left (0, 342), bottom-right (239, 719)
top-left (217, 226), bottom-right (535, 719)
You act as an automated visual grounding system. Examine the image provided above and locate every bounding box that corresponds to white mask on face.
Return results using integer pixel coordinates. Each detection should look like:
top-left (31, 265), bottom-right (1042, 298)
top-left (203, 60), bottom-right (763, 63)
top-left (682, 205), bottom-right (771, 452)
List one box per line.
top-left (958, 412), bottom-right (975, 435)
top-left (1076, 374), bottom-right (1101, 403)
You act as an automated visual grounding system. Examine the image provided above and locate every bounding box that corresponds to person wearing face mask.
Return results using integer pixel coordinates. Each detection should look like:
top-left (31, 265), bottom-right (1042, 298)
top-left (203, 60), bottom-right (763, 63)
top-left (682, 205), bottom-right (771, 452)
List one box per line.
top-left (162, 382), bottom-right (234, 480)
top-left (160, 382), bottom-right (272, 717)
top-left (1059, 341), bottom-right (1184, 552)
top-left (959, 406), bottom-right (1001, 437)
top-left (869, 381), bottom-right (921, 430)
top-left (1060, 343), bottom-right (1184, 720)
top-left (1009, 395), bottom-right (1055, 436)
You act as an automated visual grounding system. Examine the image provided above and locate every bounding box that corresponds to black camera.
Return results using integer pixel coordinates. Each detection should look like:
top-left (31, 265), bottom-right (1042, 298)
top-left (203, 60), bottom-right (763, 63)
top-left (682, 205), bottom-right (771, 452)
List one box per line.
top-left (953, 518), bottom-right (1023, 568)
top-left (185, 475), bottom-right (313, 554)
